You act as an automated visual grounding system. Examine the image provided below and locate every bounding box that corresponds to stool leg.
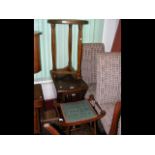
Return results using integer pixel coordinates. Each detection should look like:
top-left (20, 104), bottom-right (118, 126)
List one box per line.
top-left (69, 126), bottom-right (72, 135)
top-left (67, 126), bottom-right (72, 135)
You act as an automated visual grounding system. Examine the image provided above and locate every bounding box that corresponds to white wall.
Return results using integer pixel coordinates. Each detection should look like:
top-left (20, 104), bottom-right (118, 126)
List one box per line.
top-left (41, 82), bottom-right (57, 100)
top-left (34, 80), bottom-right (57, 100)
top-left (102, 19), bottom-right (119, 52)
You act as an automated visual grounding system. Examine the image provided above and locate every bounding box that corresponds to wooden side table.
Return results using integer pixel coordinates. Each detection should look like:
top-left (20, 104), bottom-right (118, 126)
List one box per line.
top-left (48, 20), bottom-right (88, 103)
top-left (48, 20), bottom-right (88, 79)
top-left (34, 84), bottom-right (43, 134)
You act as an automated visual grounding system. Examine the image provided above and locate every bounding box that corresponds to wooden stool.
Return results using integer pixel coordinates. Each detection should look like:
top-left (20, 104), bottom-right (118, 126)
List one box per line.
top-left (56, 97), bottom-right (105, 135)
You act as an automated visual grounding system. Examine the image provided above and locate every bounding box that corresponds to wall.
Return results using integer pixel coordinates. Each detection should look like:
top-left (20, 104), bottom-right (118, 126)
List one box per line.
top-left (102, 19), bottom-right (119, 52)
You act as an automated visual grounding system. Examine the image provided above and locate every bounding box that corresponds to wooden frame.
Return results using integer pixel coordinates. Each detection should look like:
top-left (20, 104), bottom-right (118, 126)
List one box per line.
top-left (55, 97), bottom-right (105, 135)
top-left (48, 19), bottom-right (88, 79)
top-left (42, 100), bottom-right (121, 135)
top-left (109, 101), bottom-right (121, 135)
top-left (34, 84), bottom-right (43, 134)
top-left (34, 32), bottom-right (42, 73)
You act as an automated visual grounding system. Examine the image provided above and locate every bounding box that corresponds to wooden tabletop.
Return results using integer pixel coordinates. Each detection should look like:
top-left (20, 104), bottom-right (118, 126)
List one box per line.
top-left (48, 19), bottom-right (88, 25)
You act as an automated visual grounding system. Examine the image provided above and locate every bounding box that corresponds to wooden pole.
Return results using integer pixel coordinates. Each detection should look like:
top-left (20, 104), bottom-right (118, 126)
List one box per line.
top-left (51, 24), bottom-right (56, 70)
top-left (77, 24), bottom-right (83, 78)
top-left (68, 24), bottom-right (72, 69)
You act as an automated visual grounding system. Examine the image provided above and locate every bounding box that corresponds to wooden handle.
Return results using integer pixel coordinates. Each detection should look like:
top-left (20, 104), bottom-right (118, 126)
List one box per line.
top-left (43, 123), bottom-right (60, 135)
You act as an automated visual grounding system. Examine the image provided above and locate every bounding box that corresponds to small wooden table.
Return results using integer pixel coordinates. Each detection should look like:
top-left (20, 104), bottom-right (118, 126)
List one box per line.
top-left (48, 20), bottom-right (89, 103)
top-left (34, 84), bottom-right (43, 134)
top-left (57, 98), bottom-right (105, 135)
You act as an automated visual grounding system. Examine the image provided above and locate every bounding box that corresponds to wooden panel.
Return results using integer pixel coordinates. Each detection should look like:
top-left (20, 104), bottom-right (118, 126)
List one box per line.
top-left (34, 84), bottom-right (43, 101)
top-left (34, 84), bottom-right (43, 134)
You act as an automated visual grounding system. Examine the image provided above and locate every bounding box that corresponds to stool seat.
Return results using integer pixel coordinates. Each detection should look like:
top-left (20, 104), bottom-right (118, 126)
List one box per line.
top-left (56, 99), bottom-right (105, 134)
top-left (60, 100), bottom-right (97, 123)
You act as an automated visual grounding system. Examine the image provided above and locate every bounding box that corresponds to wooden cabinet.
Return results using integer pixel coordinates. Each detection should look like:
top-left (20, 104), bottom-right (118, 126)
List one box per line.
top-left (34, 84), bottom-right (43, 134)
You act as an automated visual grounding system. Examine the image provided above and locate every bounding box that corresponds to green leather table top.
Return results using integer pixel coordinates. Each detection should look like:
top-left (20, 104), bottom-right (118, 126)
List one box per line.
top-left (60, 100), bottom-right (97, 123)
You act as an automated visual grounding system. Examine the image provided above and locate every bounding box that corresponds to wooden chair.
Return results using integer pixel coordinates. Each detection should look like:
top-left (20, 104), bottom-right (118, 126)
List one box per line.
top-left (42, 101), bottom-right (121, 135)
top-left (95, 52), bottom-right (121, 134)
top-left (58, 98), bottom-right (105, 135)
top-left (43, 96), bottom-right (105, 135)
